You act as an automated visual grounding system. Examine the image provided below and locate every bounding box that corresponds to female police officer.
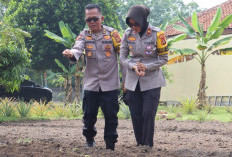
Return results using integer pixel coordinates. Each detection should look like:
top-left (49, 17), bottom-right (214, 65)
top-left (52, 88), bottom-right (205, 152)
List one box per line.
top-left (120, 5), bottom-right (168, 147)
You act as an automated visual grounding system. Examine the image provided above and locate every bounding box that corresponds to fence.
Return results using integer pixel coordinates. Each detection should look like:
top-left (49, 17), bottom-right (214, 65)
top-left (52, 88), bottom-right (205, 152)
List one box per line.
top-left (207, 96), bottom-right (232, 106)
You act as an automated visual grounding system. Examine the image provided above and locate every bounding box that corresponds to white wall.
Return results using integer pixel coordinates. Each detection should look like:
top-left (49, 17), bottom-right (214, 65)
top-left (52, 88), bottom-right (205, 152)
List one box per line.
top-left (161, 34), bottom-right (232, 101)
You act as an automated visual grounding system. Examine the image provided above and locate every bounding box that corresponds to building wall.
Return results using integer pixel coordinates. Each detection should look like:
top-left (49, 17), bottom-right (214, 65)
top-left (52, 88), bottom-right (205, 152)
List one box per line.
top-left (161, 34), bottom-right (232, 101)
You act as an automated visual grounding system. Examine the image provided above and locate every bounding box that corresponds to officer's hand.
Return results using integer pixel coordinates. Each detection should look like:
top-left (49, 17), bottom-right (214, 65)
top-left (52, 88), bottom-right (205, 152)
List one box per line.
top-left (62, 49), bottom-right (74, 58)
top-left (122, 83), bottom-right (127, 93)
top-left (139, 71), bottom-right (145, 77)
top-left (133, 65), bottom-right (140, 76)
top-left (137, 62), bottom-right (146, 72)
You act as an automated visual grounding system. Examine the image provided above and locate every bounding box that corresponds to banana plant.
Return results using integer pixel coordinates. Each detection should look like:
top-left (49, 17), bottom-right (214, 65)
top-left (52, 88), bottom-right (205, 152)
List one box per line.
top-left (167, 8), bottom-right (232, 106)
top-left (45, 21), bottom-right (84, 102)
top-left (47, 59), bottom-right (81, 103)
top-left (160, 20), bottom-right (188, 83)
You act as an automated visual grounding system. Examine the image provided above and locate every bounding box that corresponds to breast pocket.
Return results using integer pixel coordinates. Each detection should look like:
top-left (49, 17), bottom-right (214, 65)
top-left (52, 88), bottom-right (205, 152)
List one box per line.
top-left (102, 43), bottom-right (114, 60)
top-left (128, 44), bottom-right (136, 57)
top-left (85, 44), bottom-right (96, 59)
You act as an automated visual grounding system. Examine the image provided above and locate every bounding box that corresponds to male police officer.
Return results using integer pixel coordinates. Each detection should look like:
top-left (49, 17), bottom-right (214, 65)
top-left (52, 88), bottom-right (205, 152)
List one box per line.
top-left (62, 4), bottom-right (121, 150)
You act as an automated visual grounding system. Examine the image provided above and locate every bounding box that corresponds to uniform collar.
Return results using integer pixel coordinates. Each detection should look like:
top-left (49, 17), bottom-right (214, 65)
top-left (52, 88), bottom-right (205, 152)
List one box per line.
top-left (146, 24), bottom-right (152, 36)
top-left (87, 25), bottom-right (106, 36)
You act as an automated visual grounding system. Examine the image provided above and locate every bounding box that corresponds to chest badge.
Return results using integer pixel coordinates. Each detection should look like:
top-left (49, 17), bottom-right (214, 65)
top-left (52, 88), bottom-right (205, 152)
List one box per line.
top-left (104, 44), bottom-right (112, 50)
top-left (86, 45), bottom-right (94, 49)
top-left (128, 36), bottom-right (136, 41)
top-left (145, 45), bottom-right (153, 55)
top-left (86, 36), bottom-right (93, 40)
top-left (147, 28), bottom-right (151, 35)
top-left (103, 35), bottom-right (111, 40)
top-left (87, 51), bottom-right (92, 57)
top-left (106, 51), bottom-right (111, 57)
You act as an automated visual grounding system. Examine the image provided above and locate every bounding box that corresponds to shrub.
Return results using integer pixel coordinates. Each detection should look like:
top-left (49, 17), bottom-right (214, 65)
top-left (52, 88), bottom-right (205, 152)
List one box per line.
top-left (197, 110), bottom-right (209, 121)
top-left (181, 97), bottom-right (198, 114)
top-left (0, 98), bottom-right (15, 117)
top-left (167, 104), bottom-right (178, 114)
top-left (16, 101), bottom-right (32, 118)
top-left (31, 101), bottom-right (51, 117)
top-left (65, 100), bottom-right (83, 118)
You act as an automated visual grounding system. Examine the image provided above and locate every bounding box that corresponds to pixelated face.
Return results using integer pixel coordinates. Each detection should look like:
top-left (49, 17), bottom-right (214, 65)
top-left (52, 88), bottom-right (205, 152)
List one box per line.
top-left (128, 18), bottom-right (141, 33)
top-left (85, 8), bottom-right (104, 33)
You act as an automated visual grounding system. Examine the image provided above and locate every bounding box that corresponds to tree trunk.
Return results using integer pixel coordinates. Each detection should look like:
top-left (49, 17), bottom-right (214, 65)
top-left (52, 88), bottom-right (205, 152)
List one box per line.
top-left (197, 64), bottom-right (206, 106)
top-left (64, 77), bottom-right (72, 103)
top-left (75, 56), bottom-right (84, 102)
top-left (66, 77), bottom-right (73, 103)
top-left (75, 76), bottom-right (81, 102)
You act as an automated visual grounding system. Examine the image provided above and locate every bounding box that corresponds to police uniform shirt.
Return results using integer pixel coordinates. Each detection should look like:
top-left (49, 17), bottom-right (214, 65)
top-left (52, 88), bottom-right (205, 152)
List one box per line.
top-left (70, 25), bottom-right (121, 92)
top-left (120, 24), bottom-right (169, 91)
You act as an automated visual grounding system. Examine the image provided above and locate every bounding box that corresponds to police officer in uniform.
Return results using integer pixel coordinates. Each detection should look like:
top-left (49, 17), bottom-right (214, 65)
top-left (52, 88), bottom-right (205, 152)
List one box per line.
top-left (62, 4), bottom-right (121, 151)
top-left (120, 5), bottom-right (168, 147)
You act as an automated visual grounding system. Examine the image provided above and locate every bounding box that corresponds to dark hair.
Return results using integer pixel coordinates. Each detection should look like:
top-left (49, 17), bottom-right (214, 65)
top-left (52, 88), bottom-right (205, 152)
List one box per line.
top-left (85, 4), bottom-right (101, 13)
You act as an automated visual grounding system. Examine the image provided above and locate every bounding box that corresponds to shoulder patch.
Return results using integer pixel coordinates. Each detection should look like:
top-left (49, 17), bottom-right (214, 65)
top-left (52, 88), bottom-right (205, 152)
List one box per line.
top-left (157, 31), bottom-right (167, 45)
top-left (156, 30), bottom-right (169, 55)
top-left (111, 30), bottom-right (121, 43)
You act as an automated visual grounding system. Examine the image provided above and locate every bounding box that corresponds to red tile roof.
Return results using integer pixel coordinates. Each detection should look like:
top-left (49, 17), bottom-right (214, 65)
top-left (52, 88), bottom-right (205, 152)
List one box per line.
top-left (166, 0), bottom-right (232, 36)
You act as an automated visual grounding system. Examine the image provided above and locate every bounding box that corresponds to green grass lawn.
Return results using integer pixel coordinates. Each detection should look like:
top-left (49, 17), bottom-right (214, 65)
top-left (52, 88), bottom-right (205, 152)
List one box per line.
top-left (157, 105), bottom-right (232, 122)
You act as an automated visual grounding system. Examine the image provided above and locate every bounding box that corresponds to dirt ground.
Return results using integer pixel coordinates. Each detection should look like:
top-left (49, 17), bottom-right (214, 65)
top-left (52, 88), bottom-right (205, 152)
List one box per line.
top-left (0, 119), bottom-right (232, 157)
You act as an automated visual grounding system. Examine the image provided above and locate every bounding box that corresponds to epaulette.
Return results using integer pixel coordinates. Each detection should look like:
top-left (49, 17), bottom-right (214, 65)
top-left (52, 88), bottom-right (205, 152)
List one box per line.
top-left (103, 25), bottom-right (114, 33)
top-left (150, 26), bottom-right (161, 33)
top-left (124, 27), bottom-right (133, 36)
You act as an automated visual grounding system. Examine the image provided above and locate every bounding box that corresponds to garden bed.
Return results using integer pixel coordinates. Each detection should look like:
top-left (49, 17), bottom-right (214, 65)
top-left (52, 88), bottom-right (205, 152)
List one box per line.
top-left (0, 119), bottom-right (231, 157)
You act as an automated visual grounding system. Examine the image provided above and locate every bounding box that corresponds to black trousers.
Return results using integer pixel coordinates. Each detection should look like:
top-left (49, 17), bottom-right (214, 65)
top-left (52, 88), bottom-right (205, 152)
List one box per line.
top-left (82, 89), bottom-right (119, 143)
top-left (128, 82), bottom-right (161, 147)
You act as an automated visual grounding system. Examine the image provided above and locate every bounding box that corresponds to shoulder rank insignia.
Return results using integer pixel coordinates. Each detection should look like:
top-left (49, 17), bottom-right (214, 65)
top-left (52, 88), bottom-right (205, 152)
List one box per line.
top-left (147, 28), bottom-right (151, 35)
top-left (76, 34), bottom-right (83, 41)
top-left (128, 36), bottom-right (136, 41)
top-left (103, 28), bottom-right (106, 34)
top-left (86, 36), bottom-right (93, 40)
top-left (103, 35), bottom-right (111, 40)
top-left (88, 30), bottom-right (92, 35)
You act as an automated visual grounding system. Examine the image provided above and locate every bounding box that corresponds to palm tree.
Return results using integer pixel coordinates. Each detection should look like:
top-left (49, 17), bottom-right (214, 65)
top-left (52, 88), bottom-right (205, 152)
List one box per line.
top-left (167, 8), bottom-right (232, 106)
top-left (45, 21), bottom-right (84, 102)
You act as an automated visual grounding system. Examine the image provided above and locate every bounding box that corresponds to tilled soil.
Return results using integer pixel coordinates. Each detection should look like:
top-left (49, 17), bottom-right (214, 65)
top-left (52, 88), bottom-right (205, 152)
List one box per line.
top-left (0, 119), bottom-right (231, 157)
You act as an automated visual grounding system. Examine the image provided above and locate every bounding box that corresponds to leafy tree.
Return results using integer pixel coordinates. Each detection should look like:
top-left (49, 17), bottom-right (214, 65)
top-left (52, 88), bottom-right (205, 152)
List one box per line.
top-left (4, 0), bottom-right (91, 72)
top-left (167, 8), bottom-right (232, 106)
top-left (0, 22), bottom-right (31, 91)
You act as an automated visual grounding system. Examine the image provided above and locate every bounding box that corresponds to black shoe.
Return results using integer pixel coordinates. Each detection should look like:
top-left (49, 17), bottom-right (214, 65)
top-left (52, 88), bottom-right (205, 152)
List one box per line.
top-left (106, 142), bottom-right (115, 151)
top-left (86, 138), bottom-right (95, 147)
